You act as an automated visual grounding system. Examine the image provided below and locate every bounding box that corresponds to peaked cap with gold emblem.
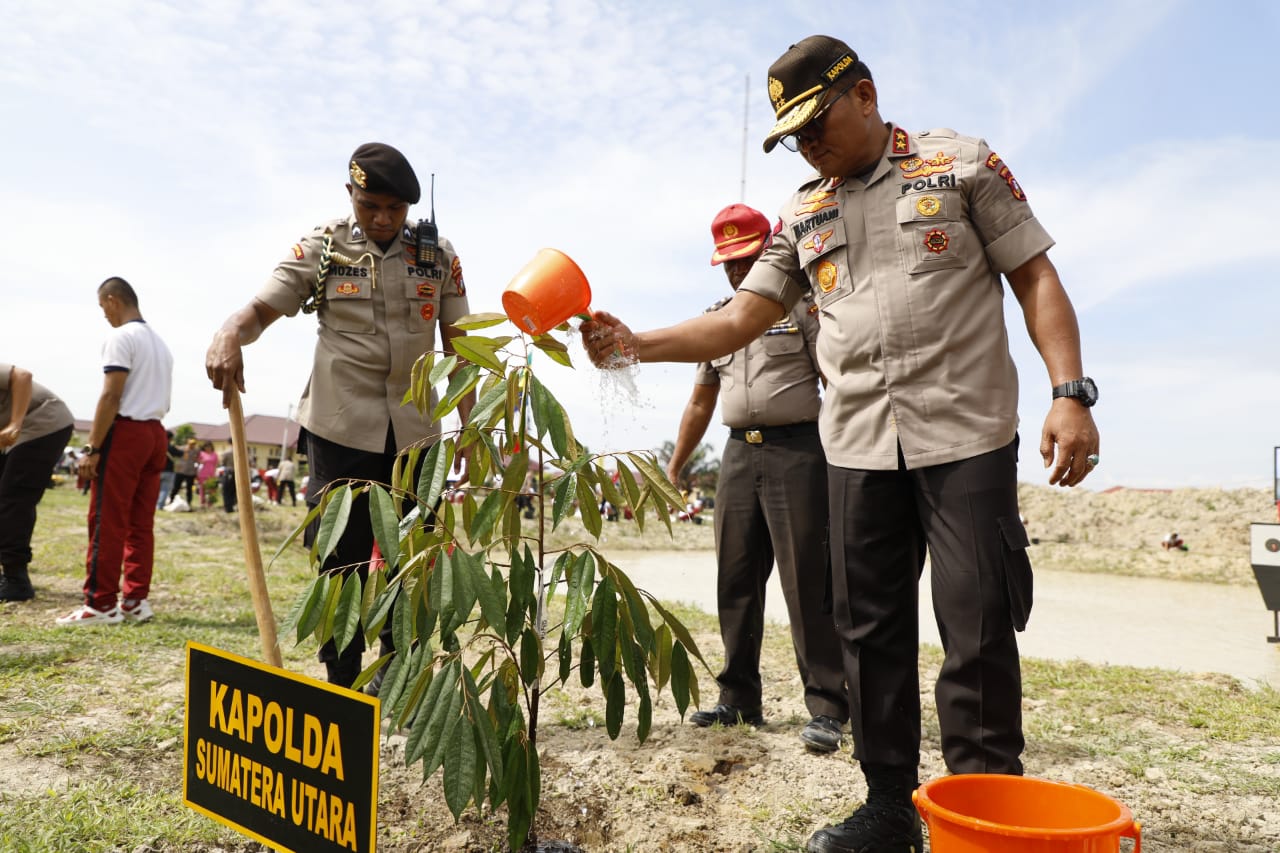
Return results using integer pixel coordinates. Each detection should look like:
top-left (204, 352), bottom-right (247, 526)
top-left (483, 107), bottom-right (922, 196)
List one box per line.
top-left (709, 204), bottom-right (774, 266)
top-left (762, 35), bottom-right (868, 153)
top-left (348, 142), bottom-right (421, 204)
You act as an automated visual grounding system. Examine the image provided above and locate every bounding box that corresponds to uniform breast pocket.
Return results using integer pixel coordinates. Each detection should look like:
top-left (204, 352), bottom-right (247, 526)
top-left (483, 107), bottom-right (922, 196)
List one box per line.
top-left (322, 279), bottom-right (375, 334)
top-left (761, 331), bottom-right (803, 356)
top-left (711, 353), bottom-right (734, 389)
top-left (896, 191), bottom-right (969, 276)
top-left (406, 279), bottom-right (442, 331)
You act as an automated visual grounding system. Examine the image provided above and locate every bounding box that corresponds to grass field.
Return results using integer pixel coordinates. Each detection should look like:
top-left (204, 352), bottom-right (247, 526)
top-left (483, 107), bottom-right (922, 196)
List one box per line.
top-left (2, 486), bottom-right (1280, 851)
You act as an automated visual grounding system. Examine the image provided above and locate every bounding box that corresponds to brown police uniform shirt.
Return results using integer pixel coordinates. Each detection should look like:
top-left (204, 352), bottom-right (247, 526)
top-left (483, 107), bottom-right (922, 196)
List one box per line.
top-left (693, 295), bottom-right (822, 429)
top-left (0, 362), bottom-right (75, 447)
top-left (255, 216), bottom-right (471, 454)
top-left (739, 125), bottom-right (1054, 470)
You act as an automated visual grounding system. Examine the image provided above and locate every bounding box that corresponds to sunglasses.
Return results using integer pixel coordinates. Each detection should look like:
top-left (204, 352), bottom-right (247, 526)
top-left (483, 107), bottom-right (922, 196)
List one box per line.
top-left (780, 80), bottom-right (857, 153)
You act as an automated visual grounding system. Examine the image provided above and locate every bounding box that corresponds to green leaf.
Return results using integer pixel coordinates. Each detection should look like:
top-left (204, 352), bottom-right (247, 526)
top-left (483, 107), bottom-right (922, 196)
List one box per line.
top-left (367, 484), bottom-right (401, 572)
top-left (443, 722), bottom-right (479, 819)
top-left (416, 442), bottom-right (454, 513)
top-left (467, 379), bottom-right (508, 430)
top-left (315, 572), bottom-right (344, 645)
top-left (627, 451), bottom-right (685, 509)
top-left (476, 565), bottom-right (507, 635)
top-left (654, 623), bottom-right (673, 691)
top-left (579, 634), bottom-right (595, 688)
top-left (532, 335), bottom-right (572, 368)
top-left (637, 693), bottom-right (653, 743)
top-left (616, 460), bottom-right (641, 510)
top-left (363, 577), bottom-right (396, 646)
top-left (269, 501), bottom-right (322, 566)
top-left (563, 551), bottom-right (594, 636)
top-left (280, 577), bottom-right (318, 644)
top-left (604, 671), bottom-right (625, 739)
top-left (650, 599), bottom-right (706, 666)
top-left (462, 668), bottom-right (503, 794)
top-left (557, 631), bottom-right (572, 683)
top-left (332, 572), bottom-right (363, 654)
top-left (392, 580), bottom-right (417, 660)
top-left (422, 666), bottom-right (465, 778)
top-left (432, 363), bottom-right (482, 421)
top-left (546, 551), bottom-right (573, 615)
top-left (405, 657), bottom-right (454, 766)
top-left (469, 485), bottom-right (508, 542)
top-left (597, 462), bottom-right (627, 511)
top-left (670, 642), bottom-right (691, 718)
top-left (530, 373), bottom-right (574, 458)
top-left (428, 354), bottom-right (459, 387)
top-left (519, 627), bottom-right (541, 686)
top-left (551, 472), bottom-right (575, 528)
top-left (592, 576), bottom-right (617, 681)
top-left (449, 335), bottom-right (507, 373)
top-left (452, 311), bottom-right (509, 330)
top-left (609, 565), bottom-right (655, 649)
top-left (575, 474), bottom-right (603, 539)
top-left (295, 574), bottom-right (330, 642)
top-left (314, 485), bottom-right (354, 565)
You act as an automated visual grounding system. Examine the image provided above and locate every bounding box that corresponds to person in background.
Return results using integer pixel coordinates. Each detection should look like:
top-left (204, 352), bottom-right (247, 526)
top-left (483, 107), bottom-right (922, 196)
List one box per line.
top-left (59, 277), bottom-right (173, 626)
top-left (196, 441), bottom-right (218, 508)
top-left (276, 454), bottom-right (297, 506)
top-left (205, 142), bottom-right (474, 688)
top-left (666, 203), bottom-right (846, 754)
top-left (173, 438), bottom-right (198, 506)
top-left (219, 446), bottom-right (237, 513)
top-left (155, 429), bottom-right (178, 509)
top-left (581, 35), bottom-right (1101, 853)
top-left (0, 363), bottom-right (75, 601)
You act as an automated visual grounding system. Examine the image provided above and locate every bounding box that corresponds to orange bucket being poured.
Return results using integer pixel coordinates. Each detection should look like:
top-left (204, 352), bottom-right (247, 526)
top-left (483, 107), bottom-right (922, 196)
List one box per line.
top-left (502, 248), bottom-right (592, 336)
top-left (913, 774), bottom-right (1141, 853)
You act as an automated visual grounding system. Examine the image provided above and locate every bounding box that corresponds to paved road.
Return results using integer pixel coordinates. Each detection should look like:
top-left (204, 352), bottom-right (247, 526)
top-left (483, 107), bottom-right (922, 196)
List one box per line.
top-left (607, 550), bottom-right (1280, 690)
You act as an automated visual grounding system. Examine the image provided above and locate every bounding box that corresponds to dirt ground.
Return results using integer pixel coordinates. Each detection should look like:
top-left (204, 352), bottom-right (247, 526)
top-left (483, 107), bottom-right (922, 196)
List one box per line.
top-left (372, 485), bottom-right (1280, 852)
top-left (7, 485), bottom-right (1280, 852)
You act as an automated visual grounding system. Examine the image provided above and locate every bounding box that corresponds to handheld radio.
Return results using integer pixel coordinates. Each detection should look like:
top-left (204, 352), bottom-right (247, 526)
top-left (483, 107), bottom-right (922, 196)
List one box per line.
top-left (416, 173), bottom-right (439, 268)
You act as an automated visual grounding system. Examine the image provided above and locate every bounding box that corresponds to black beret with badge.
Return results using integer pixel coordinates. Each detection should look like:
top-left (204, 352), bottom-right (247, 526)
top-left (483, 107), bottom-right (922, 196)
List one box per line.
top-left (347, 142), bottom-right (421, 204)
top-left (762, 35), bottom-right (870, 153)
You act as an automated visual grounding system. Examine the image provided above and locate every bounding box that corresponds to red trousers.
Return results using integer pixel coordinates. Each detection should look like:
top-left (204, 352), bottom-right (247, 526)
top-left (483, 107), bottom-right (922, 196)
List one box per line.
top-left (84, 417), bottom-right (166, 609)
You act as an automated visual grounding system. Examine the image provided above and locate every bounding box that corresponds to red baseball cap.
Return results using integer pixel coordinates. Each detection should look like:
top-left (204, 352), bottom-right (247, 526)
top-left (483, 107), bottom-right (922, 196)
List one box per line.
top-left (710, 204), bottom-right (773, 266)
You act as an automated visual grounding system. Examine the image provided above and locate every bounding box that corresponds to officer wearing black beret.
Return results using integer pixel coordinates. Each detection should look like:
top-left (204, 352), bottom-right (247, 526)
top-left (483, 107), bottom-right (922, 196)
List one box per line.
top-left (207, 143), bottom-right (474, 688)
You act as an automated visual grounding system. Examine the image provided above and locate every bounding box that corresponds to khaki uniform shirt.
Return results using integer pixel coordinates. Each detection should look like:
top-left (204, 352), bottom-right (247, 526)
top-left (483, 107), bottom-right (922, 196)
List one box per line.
top-left (694, 294), bottom-right (822, 428)
top-left (739, 125), bottom-right (1054, 470)
top-left (0, 362), bottom-right (74, 447)
top-left (255, 216), bottom-right (471, 454)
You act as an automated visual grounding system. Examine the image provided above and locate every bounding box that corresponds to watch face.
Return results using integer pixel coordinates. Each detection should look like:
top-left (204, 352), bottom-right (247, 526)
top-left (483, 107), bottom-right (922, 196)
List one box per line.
top-left (1080, 377), bottom-right (1098, 406)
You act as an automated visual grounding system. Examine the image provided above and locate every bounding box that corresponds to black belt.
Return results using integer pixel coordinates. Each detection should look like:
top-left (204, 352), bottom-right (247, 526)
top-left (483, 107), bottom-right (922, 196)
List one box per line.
top-left (728, 421), bottom-right (818, 445)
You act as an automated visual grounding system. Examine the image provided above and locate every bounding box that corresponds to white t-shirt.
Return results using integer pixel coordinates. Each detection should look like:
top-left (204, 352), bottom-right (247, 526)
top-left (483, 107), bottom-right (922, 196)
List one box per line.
top-left (103, 319), bottom-right (173, 421)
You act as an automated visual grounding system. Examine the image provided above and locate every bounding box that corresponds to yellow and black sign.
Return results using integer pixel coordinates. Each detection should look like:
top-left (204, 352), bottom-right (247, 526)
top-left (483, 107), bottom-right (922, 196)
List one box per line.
top-left (183, 642), bottom-right (379, 853)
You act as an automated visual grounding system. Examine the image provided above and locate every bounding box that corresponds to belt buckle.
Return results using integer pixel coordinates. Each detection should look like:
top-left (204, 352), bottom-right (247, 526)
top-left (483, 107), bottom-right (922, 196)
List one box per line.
top-left (745, 429), bottom-right (763, 445)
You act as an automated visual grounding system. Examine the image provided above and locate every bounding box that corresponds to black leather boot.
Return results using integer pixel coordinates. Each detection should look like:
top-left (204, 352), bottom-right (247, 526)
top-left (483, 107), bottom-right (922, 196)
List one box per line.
top-left (806, 764), bottom-right (923, 853)
top-left (0, 565), bottom-right (34, 602)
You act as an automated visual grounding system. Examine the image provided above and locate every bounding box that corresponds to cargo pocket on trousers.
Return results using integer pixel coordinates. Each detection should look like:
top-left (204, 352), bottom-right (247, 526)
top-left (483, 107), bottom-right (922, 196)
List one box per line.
top-left (998, 514), bottom-right (1033, 631)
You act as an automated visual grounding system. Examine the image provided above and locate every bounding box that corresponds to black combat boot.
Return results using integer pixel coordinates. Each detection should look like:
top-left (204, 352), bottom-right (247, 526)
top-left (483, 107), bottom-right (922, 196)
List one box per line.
top-left (0, 565), bottom-right (35, 602)
top-left (806, 764), bottom-right (923, 853)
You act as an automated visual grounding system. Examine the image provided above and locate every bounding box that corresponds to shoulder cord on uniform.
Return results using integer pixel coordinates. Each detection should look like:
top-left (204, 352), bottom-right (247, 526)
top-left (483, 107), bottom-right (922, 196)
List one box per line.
top-left (301, 229), bottom-right (378, 314)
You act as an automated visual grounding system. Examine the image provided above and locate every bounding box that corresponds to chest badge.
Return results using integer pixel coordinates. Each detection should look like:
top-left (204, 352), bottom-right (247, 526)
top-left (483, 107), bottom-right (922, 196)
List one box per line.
top-left (416, 283), bottom-right (436, 298)
top-left (900, 152), bottom-right (956, 179)
top-left (916, 196), bottom-right (941, 217)
top-left (420, 303), bottom-right (436, 322)
top-left (817, 260), bottom-right (839, 293)
top-left (923, 228), bottom-right (950, 255)
top-left (335, 282), bottom-right (361, 295)
top-left (803, 228), bottom-right (834, 254)
top-left (795, 190), bottom-right (838, 215)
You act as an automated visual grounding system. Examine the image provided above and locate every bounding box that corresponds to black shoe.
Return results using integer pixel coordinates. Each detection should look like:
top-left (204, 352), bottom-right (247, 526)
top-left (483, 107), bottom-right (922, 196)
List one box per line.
top-left (800, 715), bottom-right (844, 754)
top-left (806, 798), bottom-right (923, 852)
top-left (688, 703), bottom-right (764, 728)
top-left (0, 575), bottom-right (34, 602)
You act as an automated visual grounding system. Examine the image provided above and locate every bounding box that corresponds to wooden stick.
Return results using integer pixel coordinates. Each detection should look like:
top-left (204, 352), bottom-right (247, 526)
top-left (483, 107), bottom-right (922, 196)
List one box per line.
top-left (226, 387), bottom-right (283, 668)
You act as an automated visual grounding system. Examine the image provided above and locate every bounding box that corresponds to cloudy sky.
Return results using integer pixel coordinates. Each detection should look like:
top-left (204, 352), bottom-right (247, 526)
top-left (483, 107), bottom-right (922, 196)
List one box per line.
top-left (3, 0), bottom-right (1276, 490)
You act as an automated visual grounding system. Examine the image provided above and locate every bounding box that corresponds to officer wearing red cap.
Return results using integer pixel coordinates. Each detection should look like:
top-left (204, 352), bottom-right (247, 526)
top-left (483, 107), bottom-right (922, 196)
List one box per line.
top-left (206, 142), bottom-right (475, 688)
top-left (667, 204), bottom-right (846, 753)
top-left (583, 34), bottom-right (1100, 853)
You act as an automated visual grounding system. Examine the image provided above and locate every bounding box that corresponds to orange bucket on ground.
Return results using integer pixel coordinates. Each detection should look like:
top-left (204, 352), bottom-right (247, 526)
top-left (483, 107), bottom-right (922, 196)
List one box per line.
top-left (502, 248), bottom-right (592, 336)
top-left (913, 774), bottom-right (1141, 853)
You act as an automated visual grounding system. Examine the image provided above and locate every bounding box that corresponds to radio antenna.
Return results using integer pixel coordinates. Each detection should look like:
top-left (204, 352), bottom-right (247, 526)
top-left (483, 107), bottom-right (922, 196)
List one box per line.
top-left (430, 173), bottom-right (436, 223)
top-left (740, 75), bottom-right (749, 202)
